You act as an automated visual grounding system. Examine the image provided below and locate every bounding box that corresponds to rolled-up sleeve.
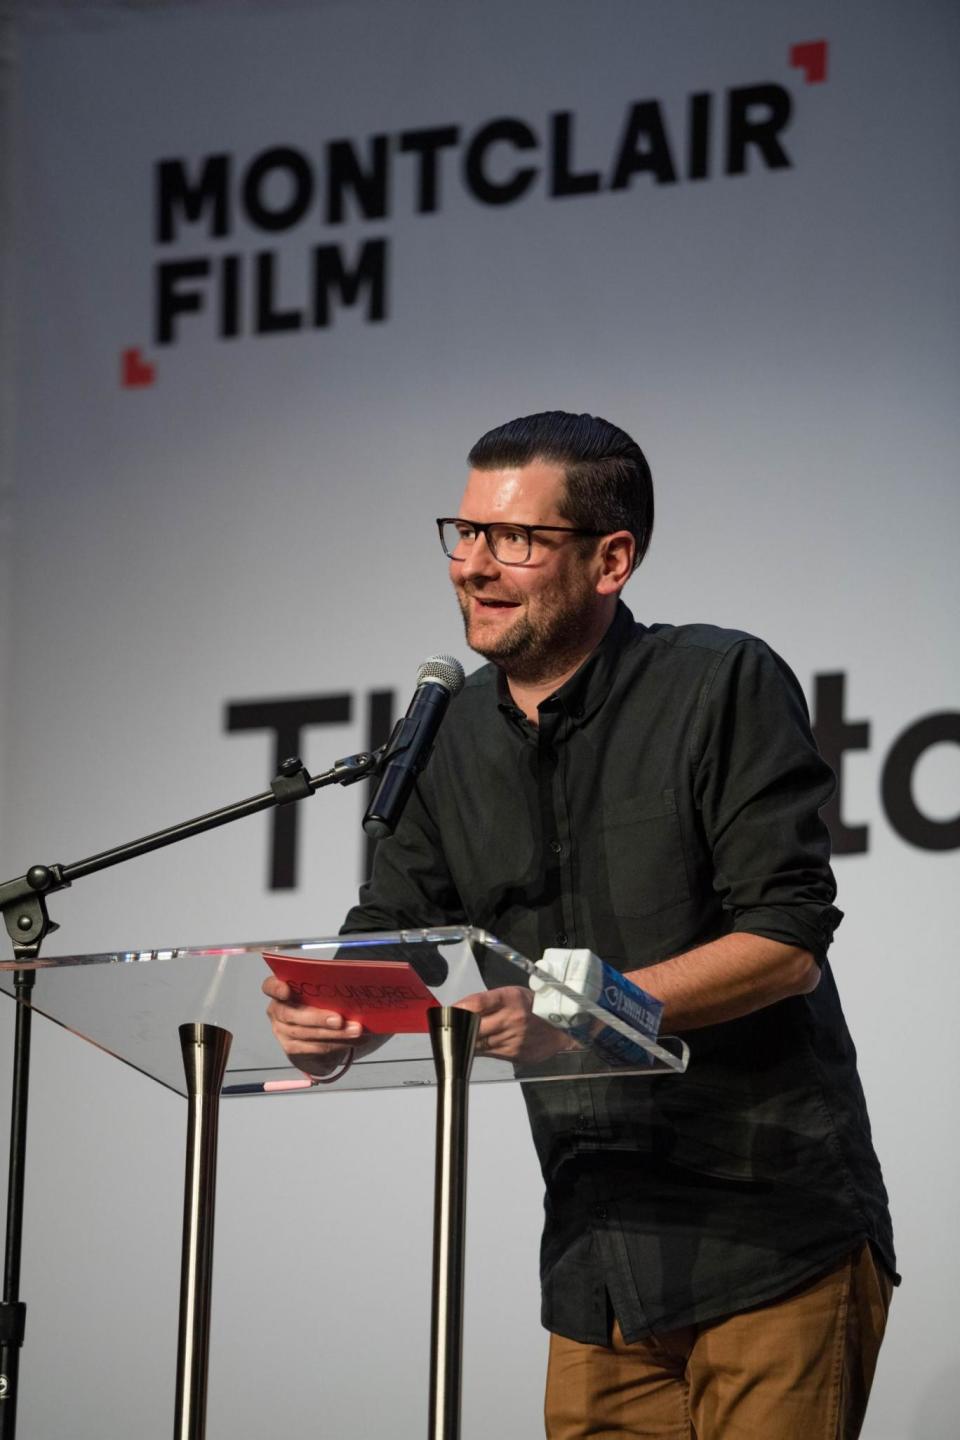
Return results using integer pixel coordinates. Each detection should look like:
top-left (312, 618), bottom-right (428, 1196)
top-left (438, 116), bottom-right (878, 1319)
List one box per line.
top-left (692, 638), bottom-right (842, 961)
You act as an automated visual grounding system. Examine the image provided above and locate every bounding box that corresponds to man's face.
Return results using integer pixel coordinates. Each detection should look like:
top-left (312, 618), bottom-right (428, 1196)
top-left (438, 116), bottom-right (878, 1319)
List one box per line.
top-left (449, 461), bottom-right (605, 682)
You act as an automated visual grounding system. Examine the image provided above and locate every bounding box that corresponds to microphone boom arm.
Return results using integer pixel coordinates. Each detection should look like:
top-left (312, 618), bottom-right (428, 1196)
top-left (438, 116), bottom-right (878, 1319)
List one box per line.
top-left (0, 743), bottom-right (387, 963)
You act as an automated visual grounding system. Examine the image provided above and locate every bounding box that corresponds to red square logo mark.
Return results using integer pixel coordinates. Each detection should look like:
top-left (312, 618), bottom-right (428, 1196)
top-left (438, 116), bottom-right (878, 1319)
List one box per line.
top-left (790, 40), bottom-right (828, 85)
top-left (121, 347), bottom-right (156, 388)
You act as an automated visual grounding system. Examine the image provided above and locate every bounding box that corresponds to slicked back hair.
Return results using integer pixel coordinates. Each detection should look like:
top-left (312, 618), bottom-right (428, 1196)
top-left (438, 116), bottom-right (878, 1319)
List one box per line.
top-left (466, 411), bottom-right (653, 571)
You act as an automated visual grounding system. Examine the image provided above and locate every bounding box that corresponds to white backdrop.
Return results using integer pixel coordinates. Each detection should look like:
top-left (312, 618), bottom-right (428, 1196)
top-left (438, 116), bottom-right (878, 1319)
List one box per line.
top-left (1, 2), bottom-right (958, 1436)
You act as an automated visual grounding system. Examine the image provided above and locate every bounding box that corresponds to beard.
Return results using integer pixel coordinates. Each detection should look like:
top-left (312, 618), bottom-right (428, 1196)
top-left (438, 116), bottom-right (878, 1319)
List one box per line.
top-left (455, 573), bottom-right (600, 684)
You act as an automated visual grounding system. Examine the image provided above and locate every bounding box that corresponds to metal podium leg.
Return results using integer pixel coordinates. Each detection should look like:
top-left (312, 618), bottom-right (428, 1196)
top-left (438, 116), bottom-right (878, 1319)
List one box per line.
top-left (427, 1006), bottom-right (479, 1440)
top-left (175, 1023), bottom-right (231, 1440)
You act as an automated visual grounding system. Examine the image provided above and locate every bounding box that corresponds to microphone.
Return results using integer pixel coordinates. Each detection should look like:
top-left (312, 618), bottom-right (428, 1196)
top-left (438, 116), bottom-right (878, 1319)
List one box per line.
top-left (362, 654), bottom-right (465, 839)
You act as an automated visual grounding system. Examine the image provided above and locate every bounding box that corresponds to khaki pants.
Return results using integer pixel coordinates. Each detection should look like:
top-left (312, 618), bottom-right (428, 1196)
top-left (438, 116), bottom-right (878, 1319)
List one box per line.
top-left (545, 1244), bottom-right (892, 1439)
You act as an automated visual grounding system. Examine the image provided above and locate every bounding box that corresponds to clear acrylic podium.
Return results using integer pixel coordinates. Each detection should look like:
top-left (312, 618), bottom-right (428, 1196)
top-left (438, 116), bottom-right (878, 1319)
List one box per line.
top-left (1, 927), bottom-right (688, 1440)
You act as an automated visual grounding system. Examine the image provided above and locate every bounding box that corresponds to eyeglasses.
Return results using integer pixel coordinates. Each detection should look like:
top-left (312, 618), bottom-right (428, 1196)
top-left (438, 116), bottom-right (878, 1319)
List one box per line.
top-left (436, 517), bottom-right (605, 566)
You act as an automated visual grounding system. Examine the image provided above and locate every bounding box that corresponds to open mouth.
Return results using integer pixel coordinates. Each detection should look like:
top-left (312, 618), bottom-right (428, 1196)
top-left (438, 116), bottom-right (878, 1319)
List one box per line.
top-left (474, 597), bottom-right (520, 609)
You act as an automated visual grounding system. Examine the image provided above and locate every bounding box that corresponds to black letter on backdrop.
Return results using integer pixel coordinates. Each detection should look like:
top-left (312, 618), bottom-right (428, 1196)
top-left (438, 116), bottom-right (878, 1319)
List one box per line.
top-left (255, 251), bottom-right (303, 333)
top-left (154, 259), bottom-right (210, 344)
top-left (811, 673), bottom-right (870, 855)
top-left (687, 92), bottom-right (712, 180)
top-left (881, 713), bottom-right (960, 851)
top-left (726, 85), bottom-right (792, 174)
top-left (226, 695), bottom-right (353, 890)
top-left (312, 239), bottom-right (388, 326)
top-left (242, 147), bottom-right (315, 232)
top-left (155, 156), bottom-right (231, 243)
top-left (550, 112), bottom-right (601, 197)
top-left (220, 254), bottom-right (242, 338)
top-left (610, 101), bottom-right (677, 188)
top-left (326, 136), bottom-right (390, 223)
top-left (464, 119), bottom-right (539, 205)
top-left (226, 690), bottom-right (398, 889)
top-left (399, 126), bottom-right (461, 213)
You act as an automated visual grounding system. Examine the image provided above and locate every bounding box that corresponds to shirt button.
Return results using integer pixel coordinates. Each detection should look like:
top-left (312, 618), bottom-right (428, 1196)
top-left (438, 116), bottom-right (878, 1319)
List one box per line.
top-left (549, 840), bottom-right (562, 855)
top-left (555, 931), bottom-right (568, 945)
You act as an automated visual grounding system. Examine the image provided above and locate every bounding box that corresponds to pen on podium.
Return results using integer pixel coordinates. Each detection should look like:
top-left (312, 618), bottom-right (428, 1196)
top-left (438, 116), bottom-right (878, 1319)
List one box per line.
top-left (222, 1076), bottom-right (315, 1095)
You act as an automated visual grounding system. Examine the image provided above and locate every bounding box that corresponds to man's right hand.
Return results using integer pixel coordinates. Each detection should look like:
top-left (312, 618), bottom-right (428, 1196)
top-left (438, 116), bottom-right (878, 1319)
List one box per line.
top-left (263, 974), bottom-right (363, 1075)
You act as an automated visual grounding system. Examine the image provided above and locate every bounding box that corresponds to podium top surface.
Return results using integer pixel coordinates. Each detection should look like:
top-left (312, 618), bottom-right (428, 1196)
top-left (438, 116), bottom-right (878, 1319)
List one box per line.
top-left (0, 927), bottom-right (687, 1097)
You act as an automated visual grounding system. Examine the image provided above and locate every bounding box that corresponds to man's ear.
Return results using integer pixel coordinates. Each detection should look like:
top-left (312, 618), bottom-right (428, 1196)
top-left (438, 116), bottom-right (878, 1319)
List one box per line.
top-left (595, 531), bottom-right (635, 595)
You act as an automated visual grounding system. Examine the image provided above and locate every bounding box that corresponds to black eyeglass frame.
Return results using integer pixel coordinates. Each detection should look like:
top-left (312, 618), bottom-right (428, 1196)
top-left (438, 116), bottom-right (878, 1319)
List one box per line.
top-left (436, 517), bottom-right (607, 566)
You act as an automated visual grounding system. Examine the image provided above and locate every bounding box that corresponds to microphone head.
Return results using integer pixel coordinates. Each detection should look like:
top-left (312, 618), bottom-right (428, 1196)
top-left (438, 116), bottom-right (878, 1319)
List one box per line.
top-left (415, 654), bottom-right (466, 695)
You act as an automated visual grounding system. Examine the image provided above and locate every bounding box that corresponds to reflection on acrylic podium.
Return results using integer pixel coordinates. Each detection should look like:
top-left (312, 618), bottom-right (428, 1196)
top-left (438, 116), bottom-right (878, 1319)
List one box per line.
top-left (0, 927), bottom-right (687, 1440)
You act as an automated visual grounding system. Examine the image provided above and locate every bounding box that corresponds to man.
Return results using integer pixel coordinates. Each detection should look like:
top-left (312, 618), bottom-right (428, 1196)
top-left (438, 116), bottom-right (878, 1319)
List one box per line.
top-left (266, 411), bottom-right (896, 1438)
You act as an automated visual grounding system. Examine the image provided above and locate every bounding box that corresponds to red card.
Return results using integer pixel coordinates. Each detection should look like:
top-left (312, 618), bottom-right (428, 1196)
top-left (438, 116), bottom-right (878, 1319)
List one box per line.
top-left (263, 950), bottom-right (438, 1033)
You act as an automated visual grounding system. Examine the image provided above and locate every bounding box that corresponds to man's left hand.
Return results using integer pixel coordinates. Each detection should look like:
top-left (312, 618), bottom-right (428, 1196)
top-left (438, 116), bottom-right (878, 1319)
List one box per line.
top-left (456, 985), bottom-right (567, 1062)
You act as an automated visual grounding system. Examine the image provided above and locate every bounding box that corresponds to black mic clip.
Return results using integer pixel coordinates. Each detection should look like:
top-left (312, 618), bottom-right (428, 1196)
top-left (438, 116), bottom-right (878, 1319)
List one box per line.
top-left (376, 714), bottom-right (428, 774)
top-left (270, 755), bottom-right (313, 804)
top-left (329, 746), bottom-right (389, 787)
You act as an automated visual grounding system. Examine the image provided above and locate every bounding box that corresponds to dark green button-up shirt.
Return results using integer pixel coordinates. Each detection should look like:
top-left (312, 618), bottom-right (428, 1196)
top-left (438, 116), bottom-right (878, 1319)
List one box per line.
top-left (343, 603), bottom-right (895, 1342)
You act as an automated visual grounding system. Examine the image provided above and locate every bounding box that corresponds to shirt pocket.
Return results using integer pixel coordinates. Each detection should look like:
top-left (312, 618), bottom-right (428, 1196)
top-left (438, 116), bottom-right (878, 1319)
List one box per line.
top-left (598, 789), bottom-right (691, 918)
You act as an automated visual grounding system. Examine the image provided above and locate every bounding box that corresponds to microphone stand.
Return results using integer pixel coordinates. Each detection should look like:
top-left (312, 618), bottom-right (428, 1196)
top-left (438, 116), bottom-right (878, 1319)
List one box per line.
top-left (0, 743), bottom-right (385, 1440)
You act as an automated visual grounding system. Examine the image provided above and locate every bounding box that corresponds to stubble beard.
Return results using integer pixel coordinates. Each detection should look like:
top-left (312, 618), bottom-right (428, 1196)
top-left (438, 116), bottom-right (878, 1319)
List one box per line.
top-left (455, 579), bottom-right (599, 685)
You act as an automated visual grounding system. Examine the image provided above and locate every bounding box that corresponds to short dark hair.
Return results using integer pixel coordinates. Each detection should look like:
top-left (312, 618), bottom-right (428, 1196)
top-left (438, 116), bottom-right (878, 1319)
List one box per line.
top-left (466, 411), bottom-right (653, 570)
